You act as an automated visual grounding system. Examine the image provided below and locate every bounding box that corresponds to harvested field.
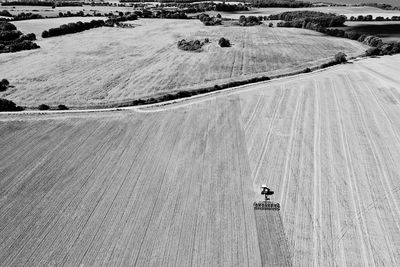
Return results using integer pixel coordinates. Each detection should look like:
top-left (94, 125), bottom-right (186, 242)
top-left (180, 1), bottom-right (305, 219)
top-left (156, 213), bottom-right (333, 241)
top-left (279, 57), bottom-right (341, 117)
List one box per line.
top-left (0, 19), bottom-right (367, 107)
top-left (1, 55), bottom-right (400, 265)
top-left (12, 17), bottom-right (107, 38)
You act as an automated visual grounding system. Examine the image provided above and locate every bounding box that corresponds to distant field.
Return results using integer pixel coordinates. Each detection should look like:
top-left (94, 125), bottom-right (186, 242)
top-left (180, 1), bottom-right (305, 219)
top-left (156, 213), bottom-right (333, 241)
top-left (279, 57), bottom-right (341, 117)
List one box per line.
top-left (1, 55), bottom-right (400, 265)
top-left (0, 5), bottom-right (133, 17)
top-left (12, 16), bottom-right (106, 37)
top-left (0, 19), bottom-right (367, 107)
top-left (205, 6), bottom-right (400, 20)
top-left (342, 21), bottom-right (400, 42)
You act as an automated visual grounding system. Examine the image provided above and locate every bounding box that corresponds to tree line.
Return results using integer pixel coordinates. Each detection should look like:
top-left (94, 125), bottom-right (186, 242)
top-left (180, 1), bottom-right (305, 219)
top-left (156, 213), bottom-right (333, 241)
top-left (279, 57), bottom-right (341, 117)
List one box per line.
top-left (238, 15), bottom-right (262, 26)
top-left (42, 20), bottom-right (106, 38)
top-left (250, 0), bottom-right (312, 8)
top-left (349, 15), bottom-right (400, 21)
top-left (0, 22), bottom-right (39, 53)
top-left (271, 11), bottom-right (346, 27)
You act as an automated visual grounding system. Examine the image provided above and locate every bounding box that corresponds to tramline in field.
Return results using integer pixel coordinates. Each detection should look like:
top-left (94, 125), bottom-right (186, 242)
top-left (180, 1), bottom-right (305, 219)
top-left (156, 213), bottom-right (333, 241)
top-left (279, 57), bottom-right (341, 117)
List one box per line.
top-left (253, 185), bottom-right (280, 210)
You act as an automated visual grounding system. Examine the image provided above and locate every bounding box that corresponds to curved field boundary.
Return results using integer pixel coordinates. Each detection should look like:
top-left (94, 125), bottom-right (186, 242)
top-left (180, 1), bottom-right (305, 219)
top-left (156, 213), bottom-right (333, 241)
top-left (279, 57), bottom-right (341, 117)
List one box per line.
top-left (0, 56), bottom-right (365, 118)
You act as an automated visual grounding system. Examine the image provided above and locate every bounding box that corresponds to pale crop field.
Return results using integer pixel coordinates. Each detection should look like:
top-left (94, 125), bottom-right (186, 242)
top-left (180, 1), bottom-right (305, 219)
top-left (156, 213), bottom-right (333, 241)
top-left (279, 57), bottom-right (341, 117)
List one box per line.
top-left (12, 17), bottom-right (107, 38)
top-left (0, 19), bottom-right (367, 107)
top-left (1, 55), bottom-right (400, 265)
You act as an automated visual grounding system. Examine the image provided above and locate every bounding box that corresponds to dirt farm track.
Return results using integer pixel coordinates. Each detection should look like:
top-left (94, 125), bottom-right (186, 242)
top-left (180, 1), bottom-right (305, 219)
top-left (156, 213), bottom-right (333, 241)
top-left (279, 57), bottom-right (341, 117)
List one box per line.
top-left (1, 55), bottom-right (400, 266)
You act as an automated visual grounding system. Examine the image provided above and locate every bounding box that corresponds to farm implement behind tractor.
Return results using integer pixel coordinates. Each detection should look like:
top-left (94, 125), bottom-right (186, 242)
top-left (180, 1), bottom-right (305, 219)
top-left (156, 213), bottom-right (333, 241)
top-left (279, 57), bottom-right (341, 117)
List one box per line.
top-left (253, 185), bottom-right (280, 210)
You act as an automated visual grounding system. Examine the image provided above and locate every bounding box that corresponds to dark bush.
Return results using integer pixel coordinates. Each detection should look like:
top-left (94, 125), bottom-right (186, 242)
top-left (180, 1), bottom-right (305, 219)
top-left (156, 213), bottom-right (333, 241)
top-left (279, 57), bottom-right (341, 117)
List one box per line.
top-left (238, 15), bottom-right (262, 26)
top-left (0, 98), bottom-right (23, 111)
top-left (0, 79), bottom-right (9, 91)
top-left (0, 30), bottom-right (23, 42)
top-left (365, 47), bottom-right (381, 56)
top-left (198, 14), bottom-right (222, 26)
top-left (0, 22), bottom-right (17, 31)
top-left (42, 30), bottom-right (49, 38)
top-left (334, 52), bottom-right (347, 63)
top-left (0, 10), bottom-right (12, 17)
top-left (363, 36), bottom-right (384, 47)
top-left (218, 37), bottom-right (230, 47)
top-left (269, 22), bottom-right (274, 27)
top-left (344, 31), bottom-right (361, 40)
top-left (303, 68), bottom-right (312, 73)
top-left (38, 104), bottom-right (50, 110)
top-left (58, 104), bottom-right (69, 110)
top-left (7, 40), bottom-right (40, 52)
top-left (177, 39), bottom-right (205, 51)
top-left (215, 3), bottom-right (248, 12)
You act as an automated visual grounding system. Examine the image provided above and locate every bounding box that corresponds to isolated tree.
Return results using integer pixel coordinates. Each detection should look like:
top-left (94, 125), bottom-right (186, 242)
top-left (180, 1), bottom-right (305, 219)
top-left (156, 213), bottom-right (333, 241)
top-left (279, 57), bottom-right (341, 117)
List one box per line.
top-left (58, 104), bottom-right (68, 110)
top-left (38, 104), bottom-right (50, 110)
top-left (334, 52), bottom-right (347, 63)
top-left (218, 37), bottom-right (231, 47)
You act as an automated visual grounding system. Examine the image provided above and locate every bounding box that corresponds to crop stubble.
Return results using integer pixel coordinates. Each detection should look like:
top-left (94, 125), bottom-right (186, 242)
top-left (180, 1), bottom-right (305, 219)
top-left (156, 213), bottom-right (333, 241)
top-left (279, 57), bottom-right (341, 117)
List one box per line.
top-left (0, 19), bottom-right (368, 107)
top-left (1, 55), bottom-right (400, 265)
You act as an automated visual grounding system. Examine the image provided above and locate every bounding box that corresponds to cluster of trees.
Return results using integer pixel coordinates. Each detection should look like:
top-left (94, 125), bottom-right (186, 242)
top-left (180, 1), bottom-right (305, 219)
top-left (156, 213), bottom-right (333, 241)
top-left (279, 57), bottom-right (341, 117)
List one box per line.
top-left (0, 98), bottom-right (23, 112)
top-left (0, 22), bottom-right (39, 53)
top-left (252, 0), bottom-right (312, 8)
top-left (365, 42), bottom-right (400, 56)
top-left (238, 15), bottom-right (262, 26)
top-left (104, 13), bottom-right (138, 26)
top-left (215, 3), bottom-right (248, 12)
top-left (271, 11), bottom-right (346, 27)
top-left (0, 10), bottom-right (12, 17)
top-left (198, 14), bottom-right (222, 26)
top-left (218, 37), bottom-right (230, 47)
top-left (177, 39), bottom-right (208, 51)
top-left (38, 104), bottom-right (68, 110)
top-left (42, 20), bottom-right (105, 38)
top-left (0, 10), bottom-right (44, 21)
top-left (0, 79), bottom-right (9, 91)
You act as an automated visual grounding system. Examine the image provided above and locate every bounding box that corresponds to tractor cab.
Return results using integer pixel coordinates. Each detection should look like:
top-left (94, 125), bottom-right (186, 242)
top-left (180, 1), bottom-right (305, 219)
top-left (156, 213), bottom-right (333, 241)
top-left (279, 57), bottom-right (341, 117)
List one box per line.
top-left (260, 185), bottom-right (274, 200)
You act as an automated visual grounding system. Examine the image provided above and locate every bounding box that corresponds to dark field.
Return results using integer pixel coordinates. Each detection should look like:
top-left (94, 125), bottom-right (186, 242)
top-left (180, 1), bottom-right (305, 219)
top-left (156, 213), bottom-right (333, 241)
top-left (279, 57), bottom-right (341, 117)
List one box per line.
top-left (343, 22), bottom-right (400, 41)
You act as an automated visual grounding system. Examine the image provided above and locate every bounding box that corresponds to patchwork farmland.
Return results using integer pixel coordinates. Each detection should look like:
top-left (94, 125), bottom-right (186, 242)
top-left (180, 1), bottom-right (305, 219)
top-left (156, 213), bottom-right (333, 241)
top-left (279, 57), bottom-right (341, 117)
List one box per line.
top-left (0, 19), bottom-right (367, 107)
top-left (1, 55), bottom-right (400, 265)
